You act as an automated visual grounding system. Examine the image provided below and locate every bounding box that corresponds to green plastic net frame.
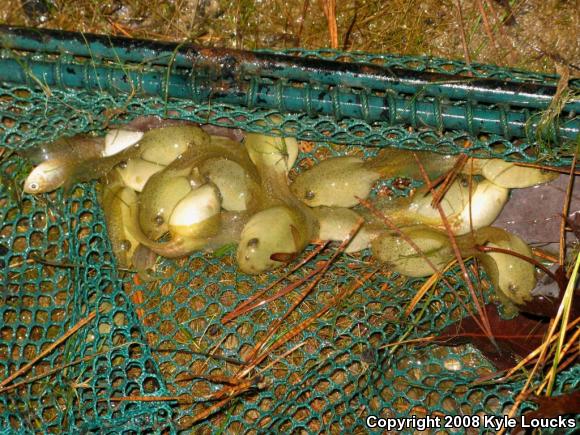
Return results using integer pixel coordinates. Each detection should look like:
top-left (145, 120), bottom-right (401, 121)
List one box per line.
top-left (0, 27), bottom-right (578, 434)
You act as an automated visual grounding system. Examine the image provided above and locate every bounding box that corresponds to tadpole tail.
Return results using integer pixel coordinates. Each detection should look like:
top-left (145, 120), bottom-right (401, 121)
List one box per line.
top-left (366, 148), bottom-right (459, 181)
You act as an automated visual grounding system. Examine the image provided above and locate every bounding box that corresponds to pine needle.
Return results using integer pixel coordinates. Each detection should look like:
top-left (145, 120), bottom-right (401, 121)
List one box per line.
top-left (545, 249), bottom-right (580, 395)
top-left (413, 154), bottom-right (493, 340)
top-left (404, 258), bottom-right (458, 316)
top-left (0, 311), bottom-right (97, 388)
top-left (320, 0), bottom-right (339, 49)
top-left (559, 140), bottom-right (579, 266)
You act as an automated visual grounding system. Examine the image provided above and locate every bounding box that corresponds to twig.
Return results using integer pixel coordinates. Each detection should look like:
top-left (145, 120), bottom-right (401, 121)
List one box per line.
top-left (222, 242), bottom-right (328, 324)
top-left (226, 264), bottom-right (325, 322)
top-left (174, 373), bottom-right (244, 385)
top-left (413, 154), bottom-right (494, 342)
top-left (501, 316), bottom-right (580, 381)
top-left (0, 344), bottom-right (131, 394)
top-left (108, 395), bottom-right (185, 403)
top-left (380, 336), bottom-right (437, 349)
top-left (195, 377), bottom-right (266, 405)
top-left (241, 219), bottom-right (363, 367)
top-left (404, 258), bottom-right (458, 316)
top-left (431, 154), bottom-right (468, 207)
top-left (108, 263), bottom-right (372, 424)
top-left (475, 245), bottom-right (560, 283)
top-left (342, 1), bottom-right (358, 51)
top-left (320, 0), bottom-right (339, 49)
top-left (359, 198), bottom-right (484, 332)
top-left (476, 0), bottom-right (501, 57)
top-left (559, 144), bottom-right (578, 266)
top-left (432, 140), bottom-right (474, 208)
top-left (535, 329), bottom-right (580, 394)
top-left (454, 0), bottom-right (472, 65)
top-left (0, 311), bottom-right (97, 388)
top-left (499, 300), bottom-right (580, 433)
top-left (545, 250), bottom-right (580, 395)
top-left (150, 348), bottom-right (245, 365)
top-left (189, 381), bottom-right (266, 425)
top-left (484, 0), bottom-right (515, 64)
top-left (107, 19), bottom-right (133, 38)
top-left (27, 253), bottom-right (135, 273)
top-left (190, 396), bottom-right (241, 424)
top-left (532, 247), bottom-right (559, 263)
top-left (257, 342), bottom-right (307, 374)
top-left (514, 162), bottom-right (580, 176)
top-left (498, 343), bottom-right (547, 435)
top-left (238, 268), bottom-right (376, 379)
top-left (467, 160), bottom-right (476, 236)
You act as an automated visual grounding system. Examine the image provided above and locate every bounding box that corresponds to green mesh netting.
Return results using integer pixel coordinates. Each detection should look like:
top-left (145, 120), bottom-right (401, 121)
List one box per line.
top-left (1, 50), bottom-right (578, 434)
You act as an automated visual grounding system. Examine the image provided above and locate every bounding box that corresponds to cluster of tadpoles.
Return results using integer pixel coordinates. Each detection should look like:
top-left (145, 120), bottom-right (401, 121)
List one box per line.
top-left (16, 120), bottom-right (579, 427)
top-left (21, 120), bottom-right (564, 315)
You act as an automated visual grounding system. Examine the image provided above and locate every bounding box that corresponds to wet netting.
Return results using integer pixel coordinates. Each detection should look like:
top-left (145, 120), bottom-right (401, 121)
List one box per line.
top-left (0, 47), bottom-right (578, 434)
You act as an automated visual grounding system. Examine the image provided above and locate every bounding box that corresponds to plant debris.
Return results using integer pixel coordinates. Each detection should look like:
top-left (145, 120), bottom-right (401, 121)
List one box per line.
top-left (520, 264), bottom-right (580, 319)
top-left (1, 0), bottom-right (578, 431)
top-left (434, 304), bottom-right (550, 371)
top-left (513, 390), bottom-right (580, 435)
top-left (3, 0), bottom-right (578, 74)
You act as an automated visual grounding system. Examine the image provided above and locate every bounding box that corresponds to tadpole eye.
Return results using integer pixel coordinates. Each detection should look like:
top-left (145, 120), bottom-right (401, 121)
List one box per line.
top-left (120, 240), bottom-right (132, 251)
top-left (460, 178), bottom-right (469, 188)
top-left (28, 182), bottom-right (39, 191)
top-left (154, 215), bottom-right (164, 226)
top-left (305, 190), bottom-right (315, 200)
top-left (118, 160), bottom-right (128, 169)
top-left (247, 238), bottom-right (259, 248)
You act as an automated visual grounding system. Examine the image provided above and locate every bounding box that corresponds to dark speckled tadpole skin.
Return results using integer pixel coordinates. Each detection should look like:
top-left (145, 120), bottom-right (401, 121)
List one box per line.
top-left (494, 175), bottom-right (580, 250)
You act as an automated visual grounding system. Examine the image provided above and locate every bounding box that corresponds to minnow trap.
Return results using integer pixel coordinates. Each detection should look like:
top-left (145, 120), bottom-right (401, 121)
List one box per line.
top-left (0, 26), bottom-right (578, 433)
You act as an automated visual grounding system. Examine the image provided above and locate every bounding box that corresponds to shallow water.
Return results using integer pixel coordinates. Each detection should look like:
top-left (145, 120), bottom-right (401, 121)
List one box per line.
top-left (494, 175), bottom-right (580, 251)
